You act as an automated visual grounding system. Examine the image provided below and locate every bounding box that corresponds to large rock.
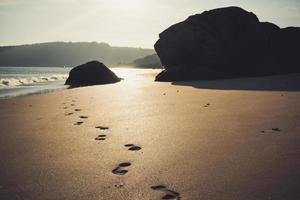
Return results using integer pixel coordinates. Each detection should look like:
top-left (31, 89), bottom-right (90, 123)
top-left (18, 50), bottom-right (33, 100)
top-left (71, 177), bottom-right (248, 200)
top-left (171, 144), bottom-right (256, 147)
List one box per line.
top-left (65, 61), bottom-right (120, 86)
top-left (154, 6), bottom-right (300, 81)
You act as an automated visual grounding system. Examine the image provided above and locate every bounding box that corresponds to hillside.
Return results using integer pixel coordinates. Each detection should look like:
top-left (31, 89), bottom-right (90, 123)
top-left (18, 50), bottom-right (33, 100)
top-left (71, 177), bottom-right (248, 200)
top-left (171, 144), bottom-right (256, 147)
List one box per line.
top-left (131, 54), bottom-right (162, 68)
top-left (0, 42), bottom-right (155, 67)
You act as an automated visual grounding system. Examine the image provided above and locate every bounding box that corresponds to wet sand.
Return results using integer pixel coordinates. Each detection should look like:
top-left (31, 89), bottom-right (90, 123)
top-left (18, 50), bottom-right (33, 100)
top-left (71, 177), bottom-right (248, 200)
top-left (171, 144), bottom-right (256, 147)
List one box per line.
top-left (0, 72), bottom-right (300, 200)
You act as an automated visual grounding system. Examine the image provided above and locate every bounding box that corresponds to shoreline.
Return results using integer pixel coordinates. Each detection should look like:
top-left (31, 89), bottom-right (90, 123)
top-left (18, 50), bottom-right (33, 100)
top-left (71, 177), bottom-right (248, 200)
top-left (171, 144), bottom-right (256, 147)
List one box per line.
top-left (1, 71), bottom-right (299, 101)
top-left (0, 67), bottom-right (162, 100)
top-left (0, 81), bottom-right (69, 100)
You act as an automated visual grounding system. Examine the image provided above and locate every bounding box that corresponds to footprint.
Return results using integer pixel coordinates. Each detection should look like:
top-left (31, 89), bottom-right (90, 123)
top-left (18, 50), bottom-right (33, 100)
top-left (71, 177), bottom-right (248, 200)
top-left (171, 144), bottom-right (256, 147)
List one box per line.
top-left (74, 109), bottom-right (81, 112)
top-left (124, 144), bottom-right (134, 147)
top-left (272, 128), bottom-right (281, 132)
top-left (124, 144), bottom-right (142, 151)
top-left (204, 103), bottom-right (210, 107)
top-left (162, 194), bottom-right (179, 200)
top-left (71, 104), bottom-right (75, 106)
top-left (261, 128), bottom-right (282, 134)
top-left (114, 184), bottom-right (124, 188)
top-left (95, 135), bottom-right (106, 141)
top-left (95, 126), bottom-right (109, 130)
top-left (65, 112), bottom-right (73, 116)
top-left (79, 116), bottom-right (88, 119)
top-left (151, 185), bottom-right (167, 190)
top-left (129, 146), bottom-right (141, 151)
top-left (112, 162), bottom-right (131, 175)
top-left (151, 185), bottom-right (181, 199)
top-left (74, 121), bottom-right (84, 125)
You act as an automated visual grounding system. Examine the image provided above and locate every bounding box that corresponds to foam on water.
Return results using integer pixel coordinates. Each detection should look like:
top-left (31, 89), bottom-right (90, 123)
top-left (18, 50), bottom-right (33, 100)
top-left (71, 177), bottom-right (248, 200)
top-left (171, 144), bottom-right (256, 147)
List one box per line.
top-left (0, 74), bottom-right (68, 87)
top-left (0, 66), bottom-right (71, 99)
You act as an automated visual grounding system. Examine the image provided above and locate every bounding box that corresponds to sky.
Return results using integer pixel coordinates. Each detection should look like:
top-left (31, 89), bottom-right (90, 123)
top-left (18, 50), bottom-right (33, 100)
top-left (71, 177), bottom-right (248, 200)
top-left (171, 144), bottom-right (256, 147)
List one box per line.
top-left (1, 0), bottom-right (300, 48)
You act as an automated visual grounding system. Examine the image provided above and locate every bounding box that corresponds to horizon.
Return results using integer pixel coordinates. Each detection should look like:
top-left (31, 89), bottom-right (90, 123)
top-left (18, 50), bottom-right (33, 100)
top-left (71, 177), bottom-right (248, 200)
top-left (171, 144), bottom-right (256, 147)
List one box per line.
top-left (0, 41), bottom-right (155, 49)
top-left (1, 0), bottom-right (300, 48)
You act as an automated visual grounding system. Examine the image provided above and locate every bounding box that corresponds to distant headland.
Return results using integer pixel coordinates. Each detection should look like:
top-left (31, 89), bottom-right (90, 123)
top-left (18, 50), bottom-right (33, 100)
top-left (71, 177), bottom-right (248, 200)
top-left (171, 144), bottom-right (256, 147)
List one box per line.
top-left (0, 42), bottom-right (156, 68)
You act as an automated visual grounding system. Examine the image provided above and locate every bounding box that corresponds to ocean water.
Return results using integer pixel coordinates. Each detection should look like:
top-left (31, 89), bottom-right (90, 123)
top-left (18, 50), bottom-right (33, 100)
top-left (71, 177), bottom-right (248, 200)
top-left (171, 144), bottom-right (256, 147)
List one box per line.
top-left (0, 66), bottom-right (160, 100)
top-left (0, 67), bottom-right (71, 99)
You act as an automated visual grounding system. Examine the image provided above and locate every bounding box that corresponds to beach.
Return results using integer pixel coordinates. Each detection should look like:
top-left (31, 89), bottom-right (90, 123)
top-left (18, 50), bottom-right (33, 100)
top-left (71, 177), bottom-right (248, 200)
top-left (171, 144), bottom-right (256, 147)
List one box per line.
top-left (0, 71), bottom-right (300, 200)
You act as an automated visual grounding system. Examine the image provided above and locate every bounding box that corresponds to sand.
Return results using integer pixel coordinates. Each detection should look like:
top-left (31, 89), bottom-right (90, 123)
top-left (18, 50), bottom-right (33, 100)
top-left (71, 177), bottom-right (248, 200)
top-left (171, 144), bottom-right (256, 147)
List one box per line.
top-left (0, 71), bottom-right (300, 200)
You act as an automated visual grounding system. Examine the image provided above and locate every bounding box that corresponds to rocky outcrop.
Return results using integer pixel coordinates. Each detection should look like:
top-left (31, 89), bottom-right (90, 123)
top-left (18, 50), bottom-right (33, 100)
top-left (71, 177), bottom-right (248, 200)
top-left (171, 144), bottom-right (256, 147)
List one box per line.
top-left (65, 61), bottom-right (120, 87)
top-left (154, 6), bottom-right (300, 81)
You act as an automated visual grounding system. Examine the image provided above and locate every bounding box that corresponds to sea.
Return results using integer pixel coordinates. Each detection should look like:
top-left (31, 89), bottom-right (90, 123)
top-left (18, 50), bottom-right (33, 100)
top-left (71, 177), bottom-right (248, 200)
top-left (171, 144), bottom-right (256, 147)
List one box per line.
top-left (0, 67), bottom-right (71, 99)
top-left (0, 66), bottom-right (160, 100)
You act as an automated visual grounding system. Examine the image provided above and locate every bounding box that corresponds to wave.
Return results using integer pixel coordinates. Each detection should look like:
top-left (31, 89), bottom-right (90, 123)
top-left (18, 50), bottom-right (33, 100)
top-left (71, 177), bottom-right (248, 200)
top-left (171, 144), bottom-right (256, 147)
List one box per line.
top-left (0, 74), bottom-right (68, 87)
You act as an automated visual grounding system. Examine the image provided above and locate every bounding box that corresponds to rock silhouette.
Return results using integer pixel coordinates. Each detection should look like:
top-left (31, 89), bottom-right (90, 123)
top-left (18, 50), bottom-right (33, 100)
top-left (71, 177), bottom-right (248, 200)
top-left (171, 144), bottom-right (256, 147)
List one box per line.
top-left (154, 6), bottom-right (300, 81)
top-left (65, 61), bottom-right (120, 87)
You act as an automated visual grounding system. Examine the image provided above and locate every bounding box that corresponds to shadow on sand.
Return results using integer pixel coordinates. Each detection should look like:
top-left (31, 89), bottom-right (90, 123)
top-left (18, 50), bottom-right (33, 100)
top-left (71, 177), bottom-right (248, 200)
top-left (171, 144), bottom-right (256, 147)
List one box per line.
top-left (171, 73), bottom-right (300, 91)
